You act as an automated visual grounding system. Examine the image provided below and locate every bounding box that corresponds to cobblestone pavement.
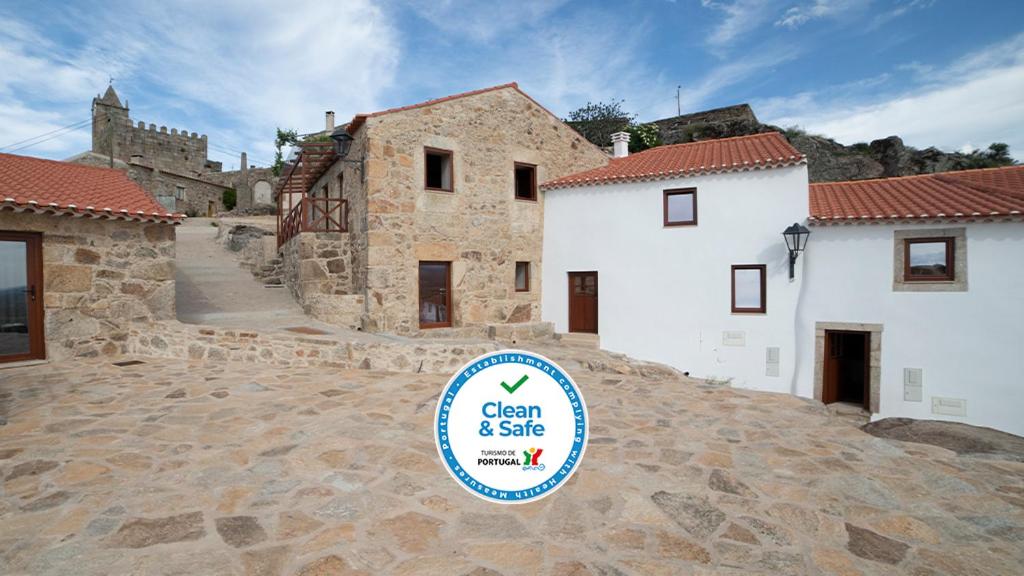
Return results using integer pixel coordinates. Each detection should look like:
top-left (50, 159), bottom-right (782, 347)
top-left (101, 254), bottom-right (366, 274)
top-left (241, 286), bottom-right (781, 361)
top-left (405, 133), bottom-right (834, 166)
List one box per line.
top-left (1, 357), bottom-right (1022, 575)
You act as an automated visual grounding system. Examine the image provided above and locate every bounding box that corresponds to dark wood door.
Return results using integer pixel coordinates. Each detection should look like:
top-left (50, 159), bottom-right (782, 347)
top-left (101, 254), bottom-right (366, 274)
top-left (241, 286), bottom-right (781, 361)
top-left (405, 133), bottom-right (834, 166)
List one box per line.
top-left (822, 330), bottom-right (869, 409)
top-left (419, 261), bottom-right (451, 328)
top-left (568, 271), bottom-right (598, 334)
top-left (0, 231), bottom-right (44, 363)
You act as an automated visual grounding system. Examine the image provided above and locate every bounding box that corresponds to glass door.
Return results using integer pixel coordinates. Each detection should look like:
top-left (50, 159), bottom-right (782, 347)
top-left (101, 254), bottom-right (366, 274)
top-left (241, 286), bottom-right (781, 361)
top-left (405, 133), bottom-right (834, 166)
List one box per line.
top-left (418, 261), bottom-right (451, 328)
top-left (0, 232), bottom-right (44, 362)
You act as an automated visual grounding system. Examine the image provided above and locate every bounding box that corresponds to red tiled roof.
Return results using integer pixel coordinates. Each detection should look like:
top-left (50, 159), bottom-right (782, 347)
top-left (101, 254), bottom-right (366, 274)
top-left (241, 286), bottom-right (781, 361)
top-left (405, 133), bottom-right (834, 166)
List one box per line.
top-left (0, 153), bottom-right (180, 224)
top-left (541, 132), bottom-right (805, 190)
top-left (809, 165), bottom-right (1024, 223)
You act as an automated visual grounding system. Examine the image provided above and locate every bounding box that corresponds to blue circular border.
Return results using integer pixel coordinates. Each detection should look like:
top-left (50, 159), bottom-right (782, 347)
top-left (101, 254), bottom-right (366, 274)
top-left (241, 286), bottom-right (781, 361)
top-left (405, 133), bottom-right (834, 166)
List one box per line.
top-left (434, 350), bottom-right (588, 503)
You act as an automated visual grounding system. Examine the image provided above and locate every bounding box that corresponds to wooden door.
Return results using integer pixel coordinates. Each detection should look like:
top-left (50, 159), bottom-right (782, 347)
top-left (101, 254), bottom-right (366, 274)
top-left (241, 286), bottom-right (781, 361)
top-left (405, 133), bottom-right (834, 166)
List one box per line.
top-left (207, 201), bottom-right (215, 217)
top-left (0, 232), bottom-right (44, 363)
top-left (822, 330), bottom-right (869, 409)
top-left (419, 261), bottom-right (451, 328)
top-left (568, 271), bottom-right (598, 334)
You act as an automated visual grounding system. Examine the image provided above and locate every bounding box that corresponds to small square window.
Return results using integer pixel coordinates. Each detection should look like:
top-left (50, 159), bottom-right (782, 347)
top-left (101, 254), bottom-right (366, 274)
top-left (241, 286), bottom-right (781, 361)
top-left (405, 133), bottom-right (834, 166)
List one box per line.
top-left (664, 189), bottom-right (697, 226)
top-left (425, 148), bottom-right (453, 191)
top-left (904, 238), bottom-right (954, 281)
top-left (515, 261), bottom-right (530, 292)
top-left (732, 264), bottom-right (766, 313)
top-left (175, 185), bottom-right (186, 200)
top-left (515, 163), bottom-right (537, 201)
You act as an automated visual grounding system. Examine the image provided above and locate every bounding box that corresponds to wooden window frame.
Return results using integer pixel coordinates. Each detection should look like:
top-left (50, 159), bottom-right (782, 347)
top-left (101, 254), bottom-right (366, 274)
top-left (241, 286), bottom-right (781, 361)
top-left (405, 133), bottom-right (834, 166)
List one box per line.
top-left (903, 237), bottom-right (955, 282)
top-left (424, 147), bottom-right (454, 193)
top-left (663, 188), bottom-right (698, 227)
top-left (336, 172), bottom-right (344, 199)
top-left (0, 231), bottom-right (45, 363)
top-left (514, 162), bottom-right (538, 201)
top-left (515, 261), bottom-right (530, 292)
top-left (731, 264), bottom-right (767, 314)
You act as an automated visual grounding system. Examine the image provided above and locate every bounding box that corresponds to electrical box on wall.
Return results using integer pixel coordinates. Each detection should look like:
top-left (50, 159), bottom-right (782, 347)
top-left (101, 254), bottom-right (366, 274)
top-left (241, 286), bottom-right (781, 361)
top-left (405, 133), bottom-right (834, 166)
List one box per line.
top-left (903, 368), bottom-right (922, 402)
top-left (932, 397), bottom-right (967, 417)
top-left (722, 331), bottom-right (746, 347)
top-left (766, 347), bottom-right (780, 377)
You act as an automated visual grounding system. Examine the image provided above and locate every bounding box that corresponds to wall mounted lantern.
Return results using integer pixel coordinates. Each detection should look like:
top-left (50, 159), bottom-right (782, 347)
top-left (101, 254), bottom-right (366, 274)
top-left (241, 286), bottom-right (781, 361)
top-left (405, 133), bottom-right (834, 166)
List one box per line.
top-left (782, 222), bottom-right (810, 280)
top-left (329, 128), bottom-right (365, 182)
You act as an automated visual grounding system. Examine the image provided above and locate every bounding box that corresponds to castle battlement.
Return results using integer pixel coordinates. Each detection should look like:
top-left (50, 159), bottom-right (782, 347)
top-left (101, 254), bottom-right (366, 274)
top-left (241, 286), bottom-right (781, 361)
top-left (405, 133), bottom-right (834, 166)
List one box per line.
top-left (93, 85), bottom-right (213, 174)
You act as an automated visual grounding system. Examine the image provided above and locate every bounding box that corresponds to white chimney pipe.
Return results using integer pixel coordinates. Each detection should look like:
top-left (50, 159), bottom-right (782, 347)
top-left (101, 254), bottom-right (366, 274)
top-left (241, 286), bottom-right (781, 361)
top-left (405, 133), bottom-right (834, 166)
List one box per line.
top-left (611, 131), bottom-right (631, 158)
top-left (325, 111), bottom-right (335, 132)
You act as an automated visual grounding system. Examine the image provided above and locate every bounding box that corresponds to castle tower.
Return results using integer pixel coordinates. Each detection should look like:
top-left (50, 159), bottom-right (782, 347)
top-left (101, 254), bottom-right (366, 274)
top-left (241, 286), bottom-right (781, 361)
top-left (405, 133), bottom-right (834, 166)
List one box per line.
top-left (91, 85), bottom-right (130, 162)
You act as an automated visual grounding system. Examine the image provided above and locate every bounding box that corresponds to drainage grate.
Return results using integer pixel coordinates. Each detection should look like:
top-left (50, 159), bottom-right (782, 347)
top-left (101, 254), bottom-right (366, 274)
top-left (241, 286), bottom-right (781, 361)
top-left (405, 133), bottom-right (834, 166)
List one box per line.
top-left (112, 360), bottom-right (146, 367)
top-left (284, 326), bottom-right (330, 335)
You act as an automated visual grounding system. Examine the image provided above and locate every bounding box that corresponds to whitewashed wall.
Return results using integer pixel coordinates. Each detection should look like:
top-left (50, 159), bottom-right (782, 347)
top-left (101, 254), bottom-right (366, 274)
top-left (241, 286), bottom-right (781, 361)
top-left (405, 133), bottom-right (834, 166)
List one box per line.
top-left (542, 165), bottom-right (809, 393)
top-left (795, 221), bottom-right (1024, 436)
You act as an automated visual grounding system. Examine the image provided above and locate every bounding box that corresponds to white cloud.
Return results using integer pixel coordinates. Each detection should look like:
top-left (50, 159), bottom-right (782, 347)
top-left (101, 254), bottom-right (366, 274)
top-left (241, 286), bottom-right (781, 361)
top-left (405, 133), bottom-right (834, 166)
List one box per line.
top-left (701, 0), bottom-right (774, 51)
top-left (404, 0), bottom-right (569, 42)
top-left (757, 33), bottom-right (1024, 159)
top-left (775, 0), bottom-right (867, 29)
top-left (0, 0), bottom-right (400, 167)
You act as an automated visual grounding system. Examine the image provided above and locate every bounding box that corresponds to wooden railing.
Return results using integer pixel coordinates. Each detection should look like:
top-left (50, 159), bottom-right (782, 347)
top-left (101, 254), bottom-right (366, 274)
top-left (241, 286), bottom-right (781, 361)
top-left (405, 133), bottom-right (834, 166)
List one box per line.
top-left (278, 197), bottom-right (348, 247)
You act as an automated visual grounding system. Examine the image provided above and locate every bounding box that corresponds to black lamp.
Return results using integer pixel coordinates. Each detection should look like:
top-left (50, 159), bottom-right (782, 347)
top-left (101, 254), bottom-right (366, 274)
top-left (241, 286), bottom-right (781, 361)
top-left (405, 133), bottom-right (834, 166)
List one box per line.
top-left (329, 128), bottom-right (364, 181)
top-left (782, 222), bottom-right (810, 279)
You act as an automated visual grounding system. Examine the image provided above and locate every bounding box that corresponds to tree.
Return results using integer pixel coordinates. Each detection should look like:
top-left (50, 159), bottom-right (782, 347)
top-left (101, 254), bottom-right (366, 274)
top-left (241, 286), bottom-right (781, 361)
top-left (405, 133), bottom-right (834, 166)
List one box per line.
top-left (222, 188), bottom-right (237, 211)
top-left (565, 100), bottom-right (635, 148)
top-left (625, 123), bottom-right (662, 153)
top-left (959, 142), bottom-right (1017, 170)
top-left (272, 128), bottom-right (299, 176)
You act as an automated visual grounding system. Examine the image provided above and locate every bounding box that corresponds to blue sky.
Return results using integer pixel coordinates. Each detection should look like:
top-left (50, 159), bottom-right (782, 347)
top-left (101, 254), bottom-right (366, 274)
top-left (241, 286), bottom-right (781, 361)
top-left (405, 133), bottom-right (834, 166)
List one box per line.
top-left (1, 0), bottom-right (1022, 169)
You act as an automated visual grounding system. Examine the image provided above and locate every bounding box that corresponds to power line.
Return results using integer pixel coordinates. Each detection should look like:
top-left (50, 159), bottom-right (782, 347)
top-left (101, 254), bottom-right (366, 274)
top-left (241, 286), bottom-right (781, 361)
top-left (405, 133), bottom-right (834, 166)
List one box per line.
top-left (4, 120), bottom-right (93, 154)
top-left (0, 118), bottom-right (92, 153)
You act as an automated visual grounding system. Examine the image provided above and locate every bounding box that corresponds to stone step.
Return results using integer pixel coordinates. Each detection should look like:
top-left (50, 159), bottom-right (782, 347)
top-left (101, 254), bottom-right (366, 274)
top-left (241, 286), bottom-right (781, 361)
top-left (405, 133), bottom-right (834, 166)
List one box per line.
top-left (556, 332), bottom-right (601, 349)
top-left (262, 276), bottom-right (283, 285)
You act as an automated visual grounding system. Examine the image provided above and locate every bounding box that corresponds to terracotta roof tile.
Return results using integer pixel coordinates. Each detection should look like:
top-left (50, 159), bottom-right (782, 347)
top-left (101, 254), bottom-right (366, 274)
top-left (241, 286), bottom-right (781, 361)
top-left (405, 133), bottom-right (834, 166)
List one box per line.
top-left (809, 165), bottom-right (1024, 222)
top-left (541, 132), bottom-right (805, 189)
top-left (0, 153), bottom-right (180, 224)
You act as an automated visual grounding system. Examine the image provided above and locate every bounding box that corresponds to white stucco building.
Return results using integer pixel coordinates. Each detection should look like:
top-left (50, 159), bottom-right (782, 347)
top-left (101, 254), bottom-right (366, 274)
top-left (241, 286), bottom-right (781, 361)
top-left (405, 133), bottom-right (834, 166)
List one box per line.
top-left (541, 134), bottom-right (1024, 436)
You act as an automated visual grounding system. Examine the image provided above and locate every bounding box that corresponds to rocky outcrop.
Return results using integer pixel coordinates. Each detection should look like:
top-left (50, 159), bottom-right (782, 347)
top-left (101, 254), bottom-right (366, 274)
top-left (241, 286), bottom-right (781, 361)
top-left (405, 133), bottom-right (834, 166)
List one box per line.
top-left (653, 105), bottom-right (1015, 182)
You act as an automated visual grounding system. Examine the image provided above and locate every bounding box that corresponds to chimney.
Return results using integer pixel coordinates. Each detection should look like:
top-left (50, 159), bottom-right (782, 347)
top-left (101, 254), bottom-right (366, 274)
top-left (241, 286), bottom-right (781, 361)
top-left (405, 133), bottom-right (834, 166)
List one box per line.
top-left (611, 132), bottom-right (631, 158)
top-left (325, 111), bottom-right (335, 132)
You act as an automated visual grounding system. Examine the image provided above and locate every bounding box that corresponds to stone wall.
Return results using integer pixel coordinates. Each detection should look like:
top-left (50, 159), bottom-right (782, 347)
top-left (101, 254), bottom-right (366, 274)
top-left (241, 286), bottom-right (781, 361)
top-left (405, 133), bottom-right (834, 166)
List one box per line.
top-left (92, 98), bottom-right (216, 175)
top-left (127, 165), bottom-right (230, 217)
top-left (357, 86), bottom-right (609, 335)
top-left (0, 212), bottom-right (175, 361)
top-left (128, 321), bottom-right (498, 373)
top-left (280, 232), bottom-right (362, 327)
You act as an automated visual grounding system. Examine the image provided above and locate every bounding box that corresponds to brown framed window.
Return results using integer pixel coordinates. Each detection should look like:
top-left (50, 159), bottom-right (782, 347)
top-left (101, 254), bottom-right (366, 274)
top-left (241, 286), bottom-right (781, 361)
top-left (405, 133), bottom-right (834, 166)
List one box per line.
top-left (425, 148), bottom-right (453, 192)
top-left (731, 264), bottom-right (766, 313)
top-left (515, 261), bottom-right (530, 292)
top-left (515, 162), bottom-right (537, 201)
top-left (904, 237), bottom-right (954, 281)
top-left (664, 188), bottom-right (697, 226)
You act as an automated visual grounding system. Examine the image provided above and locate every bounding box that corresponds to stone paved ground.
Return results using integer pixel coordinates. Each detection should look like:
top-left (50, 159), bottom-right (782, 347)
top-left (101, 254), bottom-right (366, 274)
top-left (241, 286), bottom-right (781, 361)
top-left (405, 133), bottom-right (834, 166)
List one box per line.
top-left (1, 357), bottom-right (1022, 575)
top-left (175, 217), bottom-right (338, 332)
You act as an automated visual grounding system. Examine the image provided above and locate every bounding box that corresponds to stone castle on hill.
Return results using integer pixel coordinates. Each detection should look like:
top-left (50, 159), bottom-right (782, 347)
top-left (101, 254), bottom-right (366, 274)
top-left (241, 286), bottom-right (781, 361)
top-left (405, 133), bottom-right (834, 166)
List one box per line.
top-left (68, 85), bottom-right (276, 216)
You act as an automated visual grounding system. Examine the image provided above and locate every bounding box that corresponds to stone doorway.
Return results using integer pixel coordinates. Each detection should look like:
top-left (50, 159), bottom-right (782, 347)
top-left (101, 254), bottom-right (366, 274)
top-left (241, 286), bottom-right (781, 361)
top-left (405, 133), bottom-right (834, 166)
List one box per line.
top-left (814, 322), bottom-right (882, 413)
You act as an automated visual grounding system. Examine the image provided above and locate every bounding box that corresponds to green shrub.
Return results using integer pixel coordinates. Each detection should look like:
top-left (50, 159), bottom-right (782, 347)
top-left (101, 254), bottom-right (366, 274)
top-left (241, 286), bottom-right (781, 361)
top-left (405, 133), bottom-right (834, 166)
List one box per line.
top-left (222, 188), bottom-right (237, 211)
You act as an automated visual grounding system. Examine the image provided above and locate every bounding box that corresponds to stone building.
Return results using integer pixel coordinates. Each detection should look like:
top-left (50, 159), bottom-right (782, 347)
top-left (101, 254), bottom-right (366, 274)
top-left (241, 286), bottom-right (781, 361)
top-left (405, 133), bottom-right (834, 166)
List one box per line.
top-left (275, 83), bottom-right (608, 335)
top-left (68, 85), bottom-right (276, 215)
top-left (0, 153), bottom-right (179, 364)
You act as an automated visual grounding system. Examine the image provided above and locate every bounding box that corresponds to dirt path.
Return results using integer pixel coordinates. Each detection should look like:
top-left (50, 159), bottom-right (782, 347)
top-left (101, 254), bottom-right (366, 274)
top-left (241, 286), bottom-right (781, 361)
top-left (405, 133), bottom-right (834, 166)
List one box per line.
top-left (174, 217), bottom-right (330, 331)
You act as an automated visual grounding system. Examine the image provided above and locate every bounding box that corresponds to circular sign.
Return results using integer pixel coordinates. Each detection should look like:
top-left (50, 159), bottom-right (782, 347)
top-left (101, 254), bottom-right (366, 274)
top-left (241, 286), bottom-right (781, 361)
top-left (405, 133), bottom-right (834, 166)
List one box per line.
top-left (434, 350), bottom-right (589, 504)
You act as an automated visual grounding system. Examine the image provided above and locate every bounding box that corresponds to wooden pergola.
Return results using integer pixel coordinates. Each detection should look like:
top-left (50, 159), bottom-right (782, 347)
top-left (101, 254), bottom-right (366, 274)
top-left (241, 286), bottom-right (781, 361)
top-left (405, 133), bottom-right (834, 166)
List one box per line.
top-left (275, 142), bottom-right (342, 246)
